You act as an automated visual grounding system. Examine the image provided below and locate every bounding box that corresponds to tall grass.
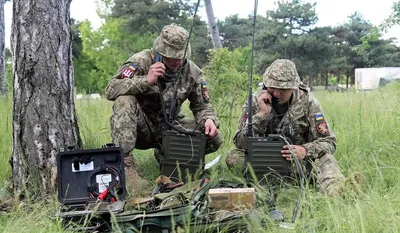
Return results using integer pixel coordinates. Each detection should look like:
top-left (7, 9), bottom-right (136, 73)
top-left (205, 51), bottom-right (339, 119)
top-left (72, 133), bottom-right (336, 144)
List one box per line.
top-left (1, 82), bottom-right (400, 232)
top-left (0, 95), bottom-right (12, 187)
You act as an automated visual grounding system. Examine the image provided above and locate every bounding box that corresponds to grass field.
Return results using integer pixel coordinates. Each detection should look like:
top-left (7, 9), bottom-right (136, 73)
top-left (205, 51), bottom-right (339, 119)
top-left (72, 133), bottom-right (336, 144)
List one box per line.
top-left (1, 82), bottom-right (400, 232)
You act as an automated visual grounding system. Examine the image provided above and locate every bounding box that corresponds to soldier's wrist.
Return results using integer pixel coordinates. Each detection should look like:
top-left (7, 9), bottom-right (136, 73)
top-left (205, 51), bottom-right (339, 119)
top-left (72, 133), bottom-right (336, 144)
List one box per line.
top-left (255, 112), bottom-right (270, 121)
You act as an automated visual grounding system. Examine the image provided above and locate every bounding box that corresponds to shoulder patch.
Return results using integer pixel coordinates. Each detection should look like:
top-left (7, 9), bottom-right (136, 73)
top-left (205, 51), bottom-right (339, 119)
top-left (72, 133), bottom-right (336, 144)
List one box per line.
top-left (121, 64), bottom-right (137, 79)
top-left (201, 81), bottom-right (210, 103)
top-left (317, 121), bottom-right (328, 135)
top-left (314, 113), bottom-right (329, 136)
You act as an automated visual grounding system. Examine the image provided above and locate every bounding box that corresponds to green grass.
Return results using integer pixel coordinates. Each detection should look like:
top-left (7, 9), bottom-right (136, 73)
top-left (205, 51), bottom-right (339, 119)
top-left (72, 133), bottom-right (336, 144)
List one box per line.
top-left (1, 82), bottom-right (400, 232)
top-left (0, 95), bottom-right (12, 185)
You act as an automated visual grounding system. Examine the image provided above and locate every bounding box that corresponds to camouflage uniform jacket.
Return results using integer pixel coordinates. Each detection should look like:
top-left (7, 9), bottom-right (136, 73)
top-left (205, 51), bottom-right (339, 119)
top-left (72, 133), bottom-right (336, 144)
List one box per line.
top-left (105, 49), bottom-right (219, 127)
top-left (233, 83), bottom-right (335, 160)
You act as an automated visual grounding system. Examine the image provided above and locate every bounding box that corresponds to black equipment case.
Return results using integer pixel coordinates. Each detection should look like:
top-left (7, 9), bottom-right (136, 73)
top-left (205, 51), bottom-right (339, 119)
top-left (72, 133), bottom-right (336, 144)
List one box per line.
top-left (55, 143), bottom-right (127, 232)
top-left (245, 134), bottom-right (290, 182)
top-left (160, 130), bottom-right (206, 182)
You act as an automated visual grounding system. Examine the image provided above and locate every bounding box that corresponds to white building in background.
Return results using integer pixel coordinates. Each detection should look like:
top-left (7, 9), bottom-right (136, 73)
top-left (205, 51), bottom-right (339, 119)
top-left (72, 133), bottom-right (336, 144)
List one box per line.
top-left (355, 67), bottom-right (400, 90)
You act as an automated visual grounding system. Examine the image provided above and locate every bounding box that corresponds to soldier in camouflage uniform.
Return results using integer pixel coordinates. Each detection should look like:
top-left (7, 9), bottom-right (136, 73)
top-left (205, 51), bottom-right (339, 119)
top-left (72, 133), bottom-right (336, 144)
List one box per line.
top-left (226, 59), bottom-right (344, 196)
top-left (105, 24), bottom-right (223, 184)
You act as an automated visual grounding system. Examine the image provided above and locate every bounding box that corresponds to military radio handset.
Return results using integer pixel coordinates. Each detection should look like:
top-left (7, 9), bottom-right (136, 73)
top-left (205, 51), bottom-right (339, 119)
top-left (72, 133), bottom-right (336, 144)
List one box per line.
top-left (155, 53), bottom-right (163, 63)
top-left (265, 96), bottom-right (279, 106)
top-left (263, 88), bottom-right (279, 110)
top-left (155, 52), bottom-right (199, 136)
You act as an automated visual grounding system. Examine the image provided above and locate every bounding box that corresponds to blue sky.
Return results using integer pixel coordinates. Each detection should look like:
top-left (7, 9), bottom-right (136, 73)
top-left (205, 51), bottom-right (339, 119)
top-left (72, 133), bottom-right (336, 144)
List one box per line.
top-left (4, 0), bottom-right (400, 47)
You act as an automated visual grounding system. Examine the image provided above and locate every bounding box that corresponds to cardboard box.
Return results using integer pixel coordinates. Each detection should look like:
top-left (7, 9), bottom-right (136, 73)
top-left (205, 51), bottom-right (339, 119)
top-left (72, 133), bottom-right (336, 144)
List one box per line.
top-left (208, 188), bottom-right (255, 210)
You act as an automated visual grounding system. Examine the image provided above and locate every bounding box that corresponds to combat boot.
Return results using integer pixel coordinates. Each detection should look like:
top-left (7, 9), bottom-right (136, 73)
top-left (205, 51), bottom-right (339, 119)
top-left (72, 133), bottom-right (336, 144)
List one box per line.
top-left (124, 152), bottom-right (136, 195)
top-left (124, 152), bottom-right (152, 198)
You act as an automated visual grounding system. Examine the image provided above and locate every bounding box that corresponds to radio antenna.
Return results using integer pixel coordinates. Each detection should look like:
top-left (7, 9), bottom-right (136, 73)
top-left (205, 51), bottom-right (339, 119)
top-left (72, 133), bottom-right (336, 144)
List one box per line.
top-left (246, 0), bottom-right (258, 137)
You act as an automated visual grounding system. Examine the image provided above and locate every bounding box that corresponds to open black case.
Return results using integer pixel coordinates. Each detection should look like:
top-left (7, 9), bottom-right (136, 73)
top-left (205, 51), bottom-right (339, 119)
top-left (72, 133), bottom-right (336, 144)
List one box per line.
top-left (55, 143), bottom-right (127, 232)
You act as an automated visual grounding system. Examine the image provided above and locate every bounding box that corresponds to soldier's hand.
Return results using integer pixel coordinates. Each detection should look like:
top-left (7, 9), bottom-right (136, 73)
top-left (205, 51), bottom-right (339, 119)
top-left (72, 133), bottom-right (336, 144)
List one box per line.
top-left (147, 62), bottom-right (165, 85)
top-left (257, 90), bottom-right (272, 118)
top-left (281, 145), bottom-right (307, 161)
top-left (204, 119), bottom-right (218, 138)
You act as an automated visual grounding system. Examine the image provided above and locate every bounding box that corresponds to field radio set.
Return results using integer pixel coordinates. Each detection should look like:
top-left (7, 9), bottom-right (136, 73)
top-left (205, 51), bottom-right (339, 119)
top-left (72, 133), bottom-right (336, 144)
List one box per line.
top-left (155, 49), bottom-right (208, 183)
top-left (160, 130), bottom-right (207, 182)
top-left (55, 143), bottom-right (127, 232)
top-left (245, 134), bottom-right (291, 182)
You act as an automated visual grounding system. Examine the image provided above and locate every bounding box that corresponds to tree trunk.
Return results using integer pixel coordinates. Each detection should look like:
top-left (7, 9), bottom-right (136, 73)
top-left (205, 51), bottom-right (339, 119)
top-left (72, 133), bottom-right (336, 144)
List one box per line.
top-left (11, 0), bottom-right (82, 199)
top-left (204, 0), bottom-right (222, 49)
top-left (0, 0), bottom-right (6, 95)
top-left (324, 72), bottom-right (328, 90)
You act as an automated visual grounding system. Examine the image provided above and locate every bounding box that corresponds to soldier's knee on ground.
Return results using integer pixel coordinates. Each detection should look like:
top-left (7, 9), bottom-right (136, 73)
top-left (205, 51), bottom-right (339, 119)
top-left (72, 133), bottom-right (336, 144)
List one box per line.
top-left (206, 132), bottom-right (224, 154)
top-left (315, 154), bottom-right (345, 196)
top-left (225, 149), bottom-right (245, 169)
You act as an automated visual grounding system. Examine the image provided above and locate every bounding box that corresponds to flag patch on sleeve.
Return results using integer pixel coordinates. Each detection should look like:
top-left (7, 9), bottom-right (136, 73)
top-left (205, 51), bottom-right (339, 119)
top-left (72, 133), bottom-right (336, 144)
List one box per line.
top-left (314, 113), bottom-right (329, 136)
top-left (121, 64), bottom-right (137, 79)
top-left (314, 113), bottom-right (324, 121)
top-left (201, 81), bottom-right (210, 103)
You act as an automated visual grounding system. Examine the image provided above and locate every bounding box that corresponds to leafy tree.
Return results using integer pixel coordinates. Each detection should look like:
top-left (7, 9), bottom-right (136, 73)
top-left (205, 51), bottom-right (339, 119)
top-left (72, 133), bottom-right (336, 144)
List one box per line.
top-left (77, 18), bottom-right (154, 93)
top-left (382, 0), bottom-right (400, 30)
top-left (71, 18), bottom-right (83, 58)
top-left (218, 15), bottom-right (252, 49)
top-left (329, 25), bottom-right (353, 80)
top-left (110, 0), bottom-right (198, 34)
top-left (268, 0), bottom-right (317, 33)
top-left (108, 0), bottom-right (212, 67)
top-left (365, 39), bottom-right (400, 66)
top-left (254, 0), bottom-right (332, 86)
top-left (356, 1), bottom-right (400, 68)
top-left (204, 47), bottom-right (261, 140)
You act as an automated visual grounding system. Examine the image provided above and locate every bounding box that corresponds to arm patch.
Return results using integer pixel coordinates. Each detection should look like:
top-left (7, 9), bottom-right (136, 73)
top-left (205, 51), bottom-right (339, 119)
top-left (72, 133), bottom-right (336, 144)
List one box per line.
top-left (121, 64), bottom-right (137, 79)
top-left (201, 81), bottom-right (210, 103)
top-left (314, 113), bottom-right (329, 136)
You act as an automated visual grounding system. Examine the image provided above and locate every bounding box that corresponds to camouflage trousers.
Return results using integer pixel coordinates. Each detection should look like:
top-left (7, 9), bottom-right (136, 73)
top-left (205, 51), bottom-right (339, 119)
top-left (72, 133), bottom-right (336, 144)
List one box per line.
top-left (226, 149), bottom-right (344, 196)
top-left (110, 95), bottom-right (223, 156)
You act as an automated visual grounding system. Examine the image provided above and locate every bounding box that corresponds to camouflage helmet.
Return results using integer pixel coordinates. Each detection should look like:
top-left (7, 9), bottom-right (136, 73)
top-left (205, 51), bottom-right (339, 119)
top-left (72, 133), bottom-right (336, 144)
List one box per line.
top-left (263, 59), bottom-right (300, 89)
top-left (153, 24), bottom-right (191, 59)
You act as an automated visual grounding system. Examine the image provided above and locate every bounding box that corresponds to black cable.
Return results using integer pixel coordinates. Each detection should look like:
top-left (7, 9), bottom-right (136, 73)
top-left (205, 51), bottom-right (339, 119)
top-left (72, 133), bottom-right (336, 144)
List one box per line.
top-left (86, 165), bottom-right (122, 197)
top-left (280, 136), bottom-right (306, 223)
top-left (167, 0), bottom-right (201, 124)
top-left (156, 0), bottom-right (203, 136)
top-left (157, 81), bottom-right (200, 136)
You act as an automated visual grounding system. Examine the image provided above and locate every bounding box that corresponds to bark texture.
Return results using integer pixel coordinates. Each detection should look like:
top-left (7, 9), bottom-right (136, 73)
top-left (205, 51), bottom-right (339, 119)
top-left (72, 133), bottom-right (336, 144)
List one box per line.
top-left (11, 0), bottom-right (81, 198)
top-left (204, 0), bottom-right (222, 49)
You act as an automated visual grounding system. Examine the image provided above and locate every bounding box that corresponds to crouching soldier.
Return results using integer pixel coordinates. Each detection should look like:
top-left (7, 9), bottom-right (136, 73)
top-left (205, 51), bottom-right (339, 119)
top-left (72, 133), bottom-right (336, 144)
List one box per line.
top-left (226, 59), bottom-right (344, 196)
